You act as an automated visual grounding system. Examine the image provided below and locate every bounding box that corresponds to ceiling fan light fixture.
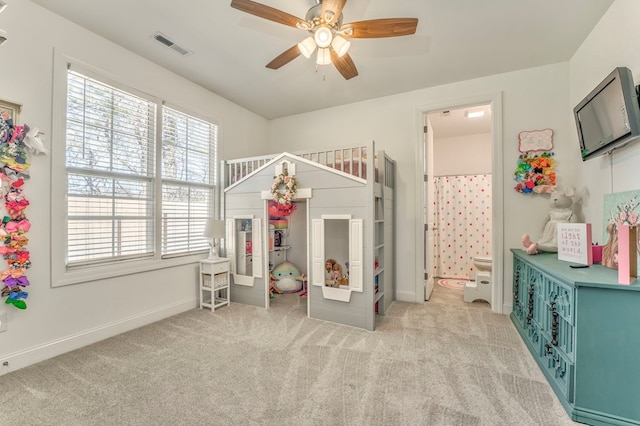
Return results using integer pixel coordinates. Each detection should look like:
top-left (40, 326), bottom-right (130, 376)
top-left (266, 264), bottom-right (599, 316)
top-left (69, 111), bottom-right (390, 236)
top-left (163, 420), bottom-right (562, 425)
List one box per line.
top-left (331, 35), bottom-right (350, 57)
top-left (339, 26), bottom-right (354, 37)
top-left (316, 47), bottom-right (331, 65)
top-left (229, 0), bottom-right (418, 80)
top-left (314, 26), bottom-right (333, 48)
top-left (323, 11), bottom-right (335, 24)
top-left (296, 21), bottom-right (311, 30)
top-left (298, 36), bottom-right (316, 59)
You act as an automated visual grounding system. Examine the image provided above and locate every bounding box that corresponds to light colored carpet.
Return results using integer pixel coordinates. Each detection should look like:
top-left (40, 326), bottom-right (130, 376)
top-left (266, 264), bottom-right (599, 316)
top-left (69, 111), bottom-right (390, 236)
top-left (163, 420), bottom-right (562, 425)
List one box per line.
top-left (0, 285), bottom-right (578, 426)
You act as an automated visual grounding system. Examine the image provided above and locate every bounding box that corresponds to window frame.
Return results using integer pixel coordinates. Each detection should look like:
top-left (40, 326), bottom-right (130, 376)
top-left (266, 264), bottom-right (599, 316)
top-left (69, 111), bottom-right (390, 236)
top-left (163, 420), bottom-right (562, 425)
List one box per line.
top-left (160, 104), bottom-right (219, 258)
top-left (51, 52), bottom-right (220, 287)
top-left (65, 68), bottom-right (158, 267)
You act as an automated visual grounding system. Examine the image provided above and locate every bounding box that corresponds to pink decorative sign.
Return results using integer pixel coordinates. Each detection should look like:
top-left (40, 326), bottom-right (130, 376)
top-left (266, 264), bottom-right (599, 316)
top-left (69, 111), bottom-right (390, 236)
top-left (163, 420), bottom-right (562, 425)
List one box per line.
top-left (557, 223), bottom-right (593, 265)
top-left (617, 223), bottom-right (638, 285)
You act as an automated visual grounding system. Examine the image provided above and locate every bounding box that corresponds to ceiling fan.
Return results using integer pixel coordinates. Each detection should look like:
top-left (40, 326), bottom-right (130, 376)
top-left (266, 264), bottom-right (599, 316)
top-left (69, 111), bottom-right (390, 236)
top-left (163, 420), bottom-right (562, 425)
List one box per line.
top-left (230, 0), bottom-right (419, 80)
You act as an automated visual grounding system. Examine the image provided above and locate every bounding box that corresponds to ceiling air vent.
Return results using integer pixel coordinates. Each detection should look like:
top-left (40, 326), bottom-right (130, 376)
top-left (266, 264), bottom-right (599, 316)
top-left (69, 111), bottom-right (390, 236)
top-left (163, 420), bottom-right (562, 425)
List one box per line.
top-left (152, 32), bottom-right (192, 56)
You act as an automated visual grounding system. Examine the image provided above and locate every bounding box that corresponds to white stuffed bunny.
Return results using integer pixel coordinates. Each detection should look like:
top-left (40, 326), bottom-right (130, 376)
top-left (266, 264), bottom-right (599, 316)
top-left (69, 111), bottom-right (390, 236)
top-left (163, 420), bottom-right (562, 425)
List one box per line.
top-left (522, 189), bottom-right (577, 254)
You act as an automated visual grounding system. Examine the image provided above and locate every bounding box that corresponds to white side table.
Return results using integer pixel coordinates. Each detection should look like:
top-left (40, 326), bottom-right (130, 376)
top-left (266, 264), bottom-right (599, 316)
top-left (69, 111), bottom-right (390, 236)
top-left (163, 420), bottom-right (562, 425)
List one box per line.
top-left (199, 258), bottom-right (230, 312)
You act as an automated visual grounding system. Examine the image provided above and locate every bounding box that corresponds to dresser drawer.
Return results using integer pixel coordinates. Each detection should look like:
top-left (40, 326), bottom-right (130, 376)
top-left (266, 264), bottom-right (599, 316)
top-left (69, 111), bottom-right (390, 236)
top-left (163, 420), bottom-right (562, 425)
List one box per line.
top-left (513, 258), bottom-right (544, 338)
top-left (540, 276), bottom-right (575, 359)
top-left (201, 261), bottom-right (229, 275)
top-left (542, 276), bottom-right (575, 326)
top-left (539, 335), bottom-right (574, 402)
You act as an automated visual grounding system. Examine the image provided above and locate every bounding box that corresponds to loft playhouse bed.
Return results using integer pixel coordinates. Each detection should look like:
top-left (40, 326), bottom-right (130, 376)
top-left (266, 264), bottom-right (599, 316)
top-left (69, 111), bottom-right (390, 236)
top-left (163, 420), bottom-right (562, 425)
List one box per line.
top-left (222, 142), bottom-right (395, 331)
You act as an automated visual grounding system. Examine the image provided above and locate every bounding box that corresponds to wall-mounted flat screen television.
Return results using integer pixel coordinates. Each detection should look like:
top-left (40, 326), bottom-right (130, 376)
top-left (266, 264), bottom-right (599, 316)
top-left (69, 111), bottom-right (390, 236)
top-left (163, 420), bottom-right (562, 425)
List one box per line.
top-left (573, 67), bottom-right (640, 161)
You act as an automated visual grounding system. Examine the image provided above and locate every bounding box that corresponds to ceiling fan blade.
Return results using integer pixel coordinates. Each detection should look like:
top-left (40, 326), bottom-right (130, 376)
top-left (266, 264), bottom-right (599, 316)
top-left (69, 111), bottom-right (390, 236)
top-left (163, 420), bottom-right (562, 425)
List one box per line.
top-left (330, 49), bottom-right (358, 80)
top-left (322, 0), bottom-right (347, 24)
top-left (230, 0), bottom-right (306, 28)
top-left (266, 45), bottom-right (302, 69)
top-left (340, 18), bottom-right (418, 38)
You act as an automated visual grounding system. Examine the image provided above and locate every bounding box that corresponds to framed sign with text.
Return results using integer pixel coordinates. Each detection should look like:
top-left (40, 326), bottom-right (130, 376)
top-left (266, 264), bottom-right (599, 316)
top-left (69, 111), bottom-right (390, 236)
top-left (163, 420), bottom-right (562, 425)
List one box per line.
top-left (557, 223), bottom-right (593, 265)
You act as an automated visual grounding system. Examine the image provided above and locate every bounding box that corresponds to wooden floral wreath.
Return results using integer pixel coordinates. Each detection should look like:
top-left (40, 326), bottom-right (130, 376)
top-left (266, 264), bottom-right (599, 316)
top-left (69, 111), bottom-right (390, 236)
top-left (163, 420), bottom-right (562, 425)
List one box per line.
top-left (271, 171), bottom-right (296, 205)
top-left (0, 111), bottom-right (46, 309)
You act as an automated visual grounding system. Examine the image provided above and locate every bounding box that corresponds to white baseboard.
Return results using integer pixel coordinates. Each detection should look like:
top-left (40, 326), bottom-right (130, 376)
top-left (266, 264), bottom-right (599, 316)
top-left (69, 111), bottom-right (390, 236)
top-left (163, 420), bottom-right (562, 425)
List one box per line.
top-left (395, 290), bottom-right (417, 303)
top-left (0, 298), bottom-right (196, 376)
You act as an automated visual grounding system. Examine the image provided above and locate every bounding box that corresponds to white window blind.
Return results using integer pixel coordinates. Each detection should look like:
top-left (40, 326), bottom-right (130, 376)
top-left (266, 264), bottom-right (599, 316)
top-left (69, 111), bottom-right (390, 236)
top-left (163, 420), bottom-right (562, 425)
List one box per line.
top-left (66, 69), bottom-right (156, 266)
top-left (161, 107), bottom-right (217, 256)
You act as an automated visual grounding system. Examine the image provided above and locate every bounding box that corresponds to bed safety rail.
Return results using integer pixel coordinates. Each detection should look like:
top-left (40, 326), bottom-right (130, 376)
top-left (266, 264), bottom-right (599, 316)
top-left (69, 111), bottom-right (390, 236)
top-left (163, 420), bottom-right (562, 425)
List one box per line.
top-left (223, 144), bottom-right (383, 188)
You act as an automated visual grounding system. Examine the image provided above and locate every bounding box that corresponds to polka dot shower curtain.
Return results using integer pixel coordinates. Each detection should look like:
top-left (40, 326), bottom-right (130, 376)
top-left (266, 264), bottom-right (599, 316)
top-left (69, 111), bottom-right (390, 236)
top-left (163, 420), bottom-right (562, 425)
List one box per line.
top-left (432, 174), bottom-right (492, 280)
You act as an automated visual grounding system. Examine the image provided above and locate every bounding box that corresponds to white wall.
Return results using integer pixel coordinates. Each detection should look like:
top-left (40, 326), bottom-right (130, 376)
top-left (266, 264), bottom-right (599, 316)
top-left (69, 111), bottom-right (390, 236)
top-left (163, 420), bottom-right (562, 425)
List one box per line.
top-left (268, 62), bottom-right (573, 308)
top-left (433, 133), bottom-right (492, 176)
top-left (570, 0), bottom-right (640, 241)
top-left (0, 1), bottom-right (267, 374)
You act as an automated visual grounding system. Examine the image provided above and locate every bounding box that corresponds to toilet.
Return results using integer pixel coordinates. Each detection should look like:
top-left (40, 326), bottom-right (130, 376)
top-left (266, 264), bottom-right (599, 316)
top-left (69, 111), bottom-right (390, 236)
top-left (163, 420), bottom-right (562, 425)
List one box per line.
top-left (464, 256), bottom-right (492, 304)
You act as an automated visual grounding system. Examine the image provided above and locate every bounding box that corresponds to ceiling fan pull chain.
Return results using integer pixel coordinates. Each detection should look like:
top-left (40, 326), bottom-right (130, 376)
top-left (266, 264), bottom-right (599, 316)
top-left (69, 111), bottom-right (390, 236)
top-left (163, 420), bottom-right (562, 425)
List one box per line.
top-left (313, 65), bottom-right (326, 81)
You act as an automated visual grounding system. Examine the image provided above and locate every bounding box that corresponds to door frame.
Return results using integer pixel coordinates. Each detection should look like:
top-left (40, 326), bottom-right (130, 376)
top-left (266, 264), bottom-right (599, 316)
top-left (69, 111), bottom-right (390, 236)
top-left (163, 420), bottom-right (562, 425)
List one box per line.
top-left (423, 115), bottom-right (435, 300)
top-left (414, 92), bottom-right (504, 313)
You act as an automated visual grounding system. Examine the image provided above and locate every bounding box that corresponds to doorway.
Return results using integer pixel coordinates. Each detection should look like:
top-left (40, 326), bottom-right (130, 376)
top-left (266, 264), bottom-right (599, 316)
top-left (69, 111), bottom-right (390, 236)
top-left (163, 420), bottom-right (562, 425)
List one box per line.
top-left (266, 200), bottom-right (308, 311)
top-left (424, 104), bottom-right (492, 300)
top-left (415, 93), bottom-right (504, 312)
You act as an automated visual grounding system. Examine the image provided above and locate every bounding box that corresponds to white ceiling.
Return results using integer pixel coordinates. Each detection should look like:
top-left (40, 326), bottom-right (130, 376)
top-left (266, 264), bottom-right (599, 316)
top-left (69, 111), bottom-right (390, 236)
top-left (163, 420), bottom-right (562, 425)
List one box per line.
top-left (30, 0), bottom-right (614, 120)
top-left (428, 104), bottom-right (492, 139)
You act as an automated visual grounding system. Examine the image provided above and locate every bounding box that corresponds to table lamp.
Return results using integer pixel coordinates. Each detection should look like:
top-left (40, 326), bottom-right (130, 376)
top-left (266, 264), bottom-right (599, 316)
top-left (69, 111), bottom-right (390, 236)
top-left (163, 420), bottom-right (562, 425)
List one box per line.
top-left (203, 219), bottom-right (225, 259)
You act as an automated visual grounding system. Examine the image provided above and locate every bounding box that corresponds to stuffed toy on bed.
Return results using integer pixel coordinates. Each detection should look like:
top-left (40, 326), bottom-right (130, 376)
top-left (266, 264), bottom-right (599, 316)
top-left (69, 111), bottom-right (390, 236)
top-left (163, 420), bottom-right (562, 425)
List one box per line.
top-left (270, 261), bottom-right (304, 293)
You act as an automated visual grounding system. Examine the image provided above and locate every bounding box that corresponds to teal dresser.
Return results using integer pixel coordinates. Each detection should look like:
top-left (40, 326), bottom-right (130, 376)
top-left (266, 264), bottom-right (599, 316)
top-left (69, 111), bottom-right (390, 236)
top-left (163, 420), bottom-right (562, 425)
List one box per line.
top-left (511, 249), bottom-right (640, 425)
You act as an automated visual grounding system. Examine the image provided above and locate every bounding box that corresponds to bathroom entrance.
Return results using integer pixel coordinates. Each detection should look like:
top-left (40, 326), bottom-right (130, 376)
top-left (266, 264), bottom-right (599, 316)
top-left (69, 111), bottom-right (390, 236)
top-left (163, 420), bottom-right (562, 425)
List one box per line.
top-left (421, 102), bottom-right (494, 304)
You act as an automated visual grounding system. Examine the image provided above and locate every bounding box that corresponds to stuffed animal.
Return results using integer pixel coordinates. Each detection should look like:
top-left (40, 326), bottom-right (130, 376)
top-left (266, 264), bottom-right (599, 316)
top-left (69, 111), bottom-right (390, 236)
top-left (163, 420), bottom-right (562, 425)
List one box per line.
top-left (522, 188), bottom-right (577, 254)
top-left (270, 261), bottom-right (304, 293)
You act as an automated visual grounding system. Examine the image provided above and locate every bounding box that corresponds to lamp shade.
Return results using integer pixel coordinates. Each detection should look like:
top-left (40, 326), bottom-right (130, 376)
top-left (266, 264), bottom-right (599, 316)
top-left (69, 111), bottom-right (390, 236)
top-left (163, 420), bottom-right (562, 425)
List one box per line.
top-left (331, 36), bottom-right (350, 57)
top-left (316, 48), bottom-right (331, 65)
top-left (314, 26), bottom-right (333, 48)
top-left (298, 36), bottom-right (316, 59)
top-left (0, 1), bottom-right (7, 14)
top-left (203, 219), bottom-right (225, 239)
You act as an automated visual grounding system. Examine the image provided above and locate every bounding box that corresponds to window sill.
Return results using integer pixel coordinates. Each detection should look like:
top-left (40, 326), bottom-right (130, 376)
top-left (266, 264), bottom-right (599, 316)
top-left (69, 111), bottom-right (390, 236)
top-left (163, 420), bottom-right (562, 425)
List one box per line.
top-left (53, 253), bottom-right (206, 287)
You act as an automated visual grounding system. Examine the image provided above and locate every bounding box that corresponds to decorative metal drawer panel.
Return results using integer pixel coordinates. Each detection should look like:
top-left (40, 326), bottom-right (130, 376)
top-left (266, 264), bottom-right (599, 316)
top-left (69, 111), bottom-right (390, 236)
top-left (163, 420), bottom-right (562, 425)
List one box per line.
top-left (512, 258), bottom-right (528, 328)
top-left (530, 269), bottom-right (545, 328)
top-left (540, 335), bottom-right (575, 402)
top-left (542, 277), bottom-right (575, 359)
top-left (542, 274), bottom-right (574, 325)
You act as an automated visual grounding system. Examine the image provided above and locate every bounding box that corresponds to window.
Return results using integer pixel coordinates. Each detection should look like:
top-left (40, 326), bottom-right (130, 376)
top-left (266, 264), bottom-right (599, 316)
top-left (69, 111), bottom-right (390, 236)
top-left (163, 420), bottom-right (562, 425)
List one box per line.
top-left (161, 107), bottom-right (217, 256)
top-left (63, 66), bottom-right (218, 270)
top-left (66, 70), bottom-right (156, 266)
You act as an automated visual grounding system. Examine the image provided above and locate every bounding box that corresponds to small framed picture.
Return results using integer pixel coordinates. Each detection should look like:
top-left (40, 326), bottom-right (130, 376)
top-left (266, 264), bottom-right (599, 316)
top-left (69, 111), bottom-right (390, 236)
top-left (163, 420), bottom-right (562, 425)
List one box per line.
top-left (557, 223), bottom-right (593, 266)
top-left (518, 128), bottom-right (554, 152)
top-left (0, 99), bottom-right (22, 123)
